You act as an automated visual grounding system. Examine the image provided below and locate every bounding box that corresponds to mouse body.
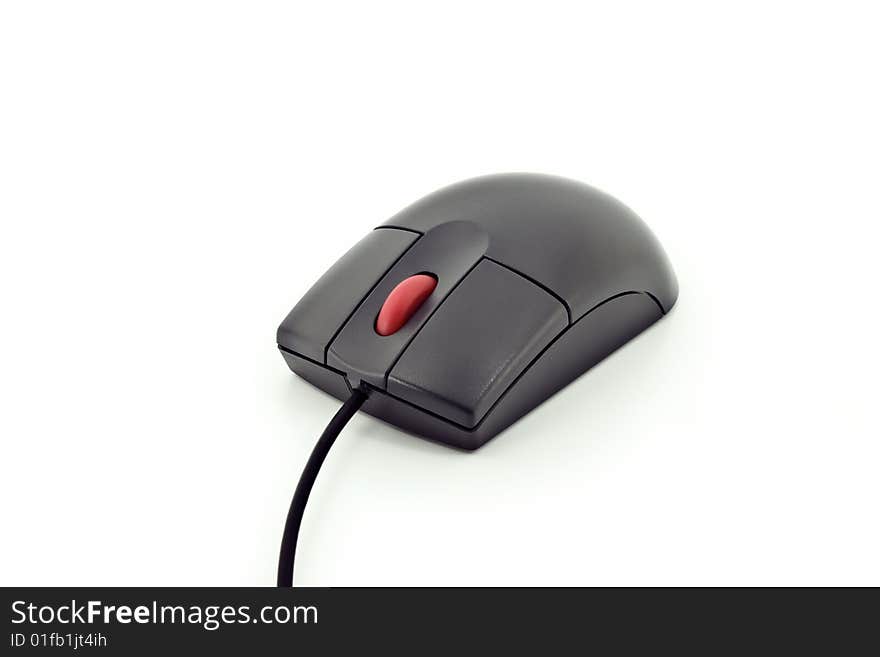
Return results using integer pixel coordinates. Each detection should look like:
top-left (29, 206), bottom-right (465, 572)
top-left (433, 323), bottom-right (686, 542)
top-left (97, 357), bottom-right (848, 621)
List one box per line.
top-left (278, 173), bottom-right (677, 450)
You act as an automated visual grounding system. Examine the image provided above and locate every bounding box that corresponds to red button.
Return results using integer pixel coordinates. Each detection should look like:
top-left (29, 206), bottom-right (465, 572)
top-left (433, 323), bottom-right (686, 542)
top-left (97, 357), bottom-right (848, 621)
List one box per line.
top-left (375, 274), bottom-right (437, 336)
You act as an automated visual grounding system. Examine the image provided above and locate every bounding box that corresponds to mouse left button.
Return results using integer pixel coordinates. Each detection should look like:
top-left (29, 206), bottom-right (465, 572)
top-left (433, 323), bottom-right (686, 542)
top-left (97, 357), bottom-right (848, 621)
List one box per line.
top-left (277, 229), bottom-right (418, 362)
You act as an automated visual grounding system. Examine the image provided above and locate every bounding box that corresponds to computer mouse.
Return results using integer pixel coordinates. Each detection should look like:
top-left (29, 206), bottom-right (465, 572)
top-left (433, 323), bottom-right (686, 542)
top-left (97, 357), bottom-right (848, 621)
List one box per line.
top-left (277, 173), bottom-right (677, 450)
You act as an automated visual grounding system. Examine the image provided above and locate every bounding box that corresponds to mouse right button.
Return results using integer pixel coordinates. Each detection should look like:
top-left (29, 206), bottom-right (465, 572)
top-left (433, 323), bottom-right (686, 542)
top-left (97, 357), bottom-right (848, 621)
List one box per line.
top-left (387, 259), bottom-right (568, 428)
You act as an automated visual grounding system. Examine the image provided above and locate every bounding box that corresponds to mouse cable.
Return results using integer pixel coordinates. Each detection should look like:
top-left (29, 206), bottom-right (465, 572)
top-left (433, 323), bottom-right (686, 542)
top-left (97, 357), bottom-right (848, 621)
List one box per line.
top-left (277, 386), bottom-right (369, 587)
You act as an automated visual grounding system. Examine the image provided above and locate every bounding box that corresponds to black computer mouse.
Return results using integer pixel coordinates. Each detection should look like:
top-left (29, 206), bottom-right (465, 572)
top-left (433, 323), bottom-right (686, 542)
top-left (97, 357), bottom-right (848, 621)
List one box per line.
top-left (277, 173), bottom-right (677, 450)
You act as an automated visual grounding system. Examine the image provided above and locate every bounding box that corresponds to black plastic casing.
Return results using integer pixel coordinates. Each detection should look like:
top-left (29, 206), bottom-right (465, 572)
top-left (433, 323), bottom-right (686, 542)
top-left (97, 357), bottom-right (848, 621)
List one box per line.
top-left (278, 174), bottom-right (678, 450)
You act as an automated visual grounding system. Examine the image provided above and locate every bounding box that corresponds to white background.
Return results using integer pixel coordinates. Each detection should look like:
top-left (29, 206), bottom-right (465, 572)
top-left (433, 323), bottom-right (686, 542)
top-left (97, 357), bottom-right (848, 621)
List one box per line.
top-left (1, 1), bottom-right (878, 586)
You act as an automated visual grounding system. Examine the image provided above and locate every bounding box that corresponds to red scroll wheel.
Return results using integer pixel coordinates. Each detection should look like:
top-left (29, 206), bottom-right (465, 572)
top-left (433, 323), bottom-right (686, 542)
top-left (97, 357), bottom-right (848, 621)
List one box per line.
top-left (375, 274), bottom-right (437, 336)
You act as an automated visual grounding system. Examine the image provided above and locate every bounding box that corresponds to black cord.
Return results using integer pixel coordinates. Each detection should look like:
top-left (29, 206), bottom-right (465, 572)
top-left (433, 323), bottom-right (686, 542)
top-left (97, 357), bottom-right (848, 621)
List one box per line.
top-left (277, 387), bottom-right (368, 587)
